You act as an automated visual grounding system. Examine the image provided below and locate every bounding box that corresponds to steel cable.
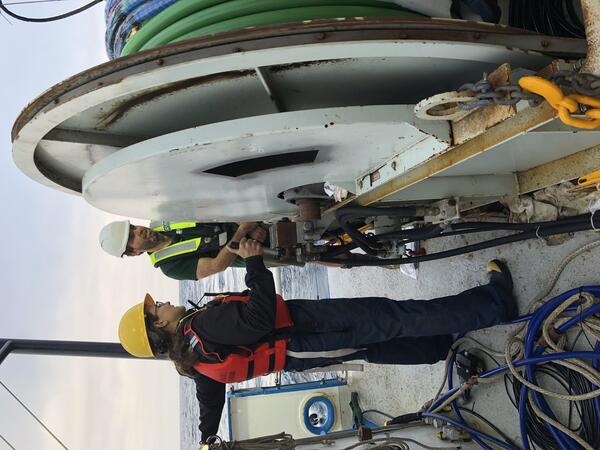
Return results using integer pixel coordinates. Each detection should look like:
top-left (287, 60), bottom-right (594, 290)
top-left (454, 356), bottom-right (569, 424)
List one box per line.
top-left (0, 0), bottom-right (102, 22)
top-left (0, 380), bottom-right (70, 449)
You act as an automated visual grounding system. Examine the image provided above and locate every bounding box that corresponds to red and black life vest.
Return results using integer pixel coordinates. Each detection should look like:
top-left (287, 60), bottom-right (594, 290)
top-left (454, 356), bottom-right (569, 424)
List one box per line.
top-left (183, 294), bottom-right (294, 384)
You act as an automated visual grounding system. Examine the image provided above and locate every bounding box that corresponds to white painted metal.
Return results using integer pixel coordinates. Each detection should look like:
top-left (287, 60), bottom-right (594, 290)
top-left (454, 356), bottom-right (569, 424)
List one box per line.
top-left (355, 126), bottom-right (452, 196)
top-left (384, 174), bottom-right (518, 201)
top-left (228, 384), bottom-right (353, 440)
top-left (36, 140), bottom-right (118, 184)
top-left (437, 127), bottom-right (600, 176)
top-left (362, 115), bottom-right (600, 204)
top-left (414, 91), bottom-right (475, 121)
top-left (13, 39), bottom-right (556, 196)
top-left (82, 106), bottom-right (450, 221)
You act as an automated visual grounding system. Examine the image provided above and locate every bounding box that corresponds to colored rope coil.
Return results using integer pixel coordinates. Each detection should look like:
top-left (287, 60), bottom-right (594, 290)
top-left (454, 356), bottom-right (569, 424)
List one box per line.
top-left (105, 0), bottom-right (421, 59)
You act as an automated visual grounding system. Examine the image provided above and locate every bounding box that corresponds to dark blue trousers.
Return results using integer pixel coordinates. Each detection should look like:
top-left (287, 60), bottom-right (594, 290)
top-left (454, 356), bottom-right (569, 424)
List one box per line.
top-left (284, 283), bottom-right (511, 371)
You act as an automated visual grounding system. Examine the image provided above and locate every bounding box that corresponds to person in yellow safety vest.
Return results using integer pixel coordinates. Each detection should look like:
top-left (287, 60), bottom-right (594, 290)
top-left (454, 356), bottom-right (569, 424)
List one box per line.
top-left (99, 220), bottom-right (267, 280)
top-left (119, 238), bottom-right (518, 443)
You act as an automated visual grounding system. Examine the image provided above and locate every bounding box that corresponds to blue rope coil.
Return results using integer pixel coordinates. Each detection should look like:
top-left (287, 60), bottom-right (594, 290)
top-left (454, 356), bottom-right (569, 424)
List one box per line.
top-left (429, 286), bottom-right (600, 450)
top-left (105, 0), bottom-right (178, 58)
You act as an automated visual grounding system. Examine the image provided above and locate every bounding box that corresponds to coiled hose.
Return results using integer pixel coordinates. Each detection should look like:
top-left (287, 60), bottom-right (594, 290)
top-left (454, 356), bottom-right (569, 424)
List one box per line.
top-left (105, 0), bottom-right (421, 58)
top-left (422, 240), bottom-right (600, 450)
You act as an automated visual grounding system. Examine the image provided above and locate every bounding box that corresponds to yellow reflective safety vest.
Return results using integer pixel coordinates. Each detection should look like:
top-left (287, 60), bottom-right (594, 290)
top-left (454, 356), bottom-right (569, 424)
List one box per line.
top-left (148, 221), bottom-right (226, 268)
top-left (149, 221), bottom-right (197, 232)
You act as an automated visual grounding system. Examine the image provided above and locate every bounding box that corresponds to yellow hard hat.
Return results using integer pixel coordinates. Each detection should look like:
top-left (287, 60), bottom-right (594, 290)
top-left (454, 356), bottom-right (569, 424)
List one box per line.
top-left (119, 294), bottom-right (155, 358)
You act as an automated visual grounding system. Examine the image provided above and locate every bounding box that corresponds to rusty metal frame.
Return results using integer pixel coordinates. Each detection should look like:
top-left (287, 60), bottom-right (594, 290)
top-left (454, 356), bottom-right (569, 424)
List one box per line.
top-left (353, 102), bottom-right (558, 206)
top-left (451, 63), bottom-right (517, 145)
top-left (11, 18), bottom-right (585, 141)
top-left (517, 143), bottom-right (600, 194)
top-left (346, 40), bottom-right (600, 209)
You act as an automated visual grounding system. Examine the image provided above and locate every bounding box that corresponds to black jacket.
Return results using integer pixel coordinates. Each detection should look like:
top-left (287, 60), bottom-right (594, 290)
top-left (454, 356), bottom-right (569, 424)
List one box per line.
top-left (192, 255), bottom-right (277, 441)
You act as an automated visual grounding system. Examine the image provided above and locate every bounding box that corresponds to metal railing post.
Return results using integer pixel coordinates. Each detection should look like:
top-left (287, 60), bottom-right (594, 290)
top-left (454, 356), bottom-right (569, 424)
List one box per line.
top-left (0, 338), bottom-right (168, 367)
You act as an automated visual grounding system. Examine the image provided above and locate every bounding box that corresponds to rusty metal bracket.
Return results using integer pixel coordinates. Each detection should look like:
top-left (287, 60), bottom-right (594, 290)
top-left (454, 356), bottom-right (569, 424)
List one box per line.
top-left (355, 102), bottom-right (557, 206)
top-left (452, 63), bottom-right (517, 145)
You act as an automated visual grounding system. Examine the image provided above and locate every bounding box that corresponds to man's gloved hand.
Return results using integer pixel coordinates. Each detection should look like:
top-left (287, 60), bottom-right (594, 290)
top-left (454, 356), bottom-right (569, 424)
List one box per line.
top-left (227, 237), bottom-right (263, 258)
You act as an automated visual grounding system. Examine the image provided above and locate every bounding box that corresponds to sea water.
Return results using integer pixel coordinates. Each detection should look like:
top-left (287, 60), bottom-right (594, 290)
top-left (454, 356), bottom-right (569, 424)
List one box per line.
top-left (179, 264), bottom-right (336, 449)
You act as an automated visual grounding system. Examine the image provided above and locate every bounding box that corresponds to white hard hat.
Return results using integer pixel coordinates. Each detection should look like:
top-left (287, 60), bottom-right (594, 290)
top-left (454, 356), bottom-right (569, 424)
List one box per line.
top-left (99, 220), bottom-right (130, 257)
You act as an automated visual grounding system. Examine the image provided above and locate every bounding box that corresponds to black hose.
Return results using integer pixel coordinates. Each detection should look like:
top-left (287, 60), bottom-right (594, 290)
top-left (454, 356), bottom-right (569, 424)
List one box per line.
top-left (335, 206), bottom-right (418, 256)
top-left (323, 242), bottom-right (358, 258)
top-left (0, 0), bottom-right (102, 23)
top-left (456, 407), bottom-right (520, 449)
top-left (336, 216), bottom-right (379, 255)
top-left (322, 229), bottom-right (541, 266)
top-left (511, 362), bottom-right (600, 449)
top-left (451, 215), bottom-right (590, 229)
top-left (385, 412), bottom-right (422, 425)
top-left (381, 215), bottom-right (592, 242)
top-left (384, 215), bottom-right (593, 246)
top-left (362, 409), bottom-right (394, 420)
top-left (319, 213), bottom-right (599, 266)
top-left (377, 224), bottom-right (443, 241)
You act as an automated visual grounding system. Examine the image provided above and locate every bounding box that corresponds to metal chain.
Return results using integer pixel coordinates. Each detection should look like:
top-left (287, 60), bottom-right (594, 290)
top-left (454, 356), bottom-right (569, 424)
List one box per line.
top-left (456, 69), bottom-right (600, 111)
top-left (551, 70), bottom-right (600, 96)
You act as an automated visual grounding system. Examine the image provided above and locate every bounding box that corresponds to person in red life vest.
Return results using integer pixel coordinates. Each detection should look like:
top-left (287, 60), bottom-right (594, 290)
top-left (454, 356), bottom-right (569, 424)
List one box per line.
top-left (118, 238), bottom-right (518, 443)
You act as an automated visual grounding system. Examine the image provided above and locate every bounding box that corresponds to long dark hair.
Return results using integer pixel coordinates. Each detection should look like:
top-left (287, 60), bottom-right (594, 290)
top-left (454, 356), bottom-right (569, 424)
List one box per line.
top-left (144, 312), bottom-right (201, 378)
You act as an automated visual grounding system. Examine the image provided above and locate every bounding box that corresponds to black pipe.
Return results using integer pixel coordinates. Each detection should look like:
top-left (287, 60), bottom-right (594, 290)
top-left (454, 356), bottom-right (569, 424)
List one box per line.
top-left (450, 214), bottom-right (593, 230)
top-left (396, 215), bottom-right (595, 245)
top-left (386, 412), bottom-right (422, 426)
top-left (328, 214), bottom-right (595, 258)
top-left (322, 242), bottom-right (358, 258)
top-left (390, 222), bottom-right (568, 246)
top-left (377, 214), bottom-right (593, 242)
top-left (319, 213), bottom-right (600, 266)
top-left (377, 224), bottom-right (443, 241)
top-left (336, 215), bottom-right (380, 256)
top-left (0, 338), bottom-right (168, 366)
top-left (335, 206), bottom-right (418, 256)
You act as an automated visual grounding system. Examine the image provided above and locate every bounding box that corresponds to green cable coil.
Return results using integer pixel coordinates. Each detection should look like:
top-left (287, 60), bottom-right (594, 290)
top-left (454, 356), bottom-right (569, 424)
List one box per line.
top-left (120, 0), bottom-right (421, 56)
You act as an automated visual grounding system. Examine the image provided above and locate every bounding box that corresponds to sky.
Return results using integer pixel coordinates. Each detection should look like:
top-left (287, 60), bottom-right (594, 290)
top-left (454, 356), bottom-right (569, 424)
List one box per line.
top-left (0, 3), bottom-right (181, 450)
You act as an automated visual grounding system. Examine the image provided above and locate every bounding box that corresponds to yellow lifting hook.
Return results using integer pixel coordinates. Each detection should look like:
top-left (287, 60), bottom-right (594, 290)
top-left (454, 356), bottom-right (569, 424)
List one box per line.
top-left (518, 76), bottom-right (600, 129)
top-left (577, 168), bottom-right (600, 188)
